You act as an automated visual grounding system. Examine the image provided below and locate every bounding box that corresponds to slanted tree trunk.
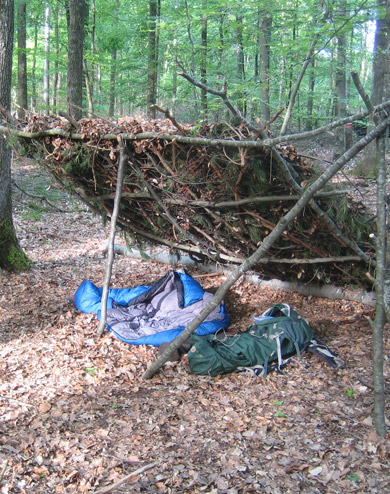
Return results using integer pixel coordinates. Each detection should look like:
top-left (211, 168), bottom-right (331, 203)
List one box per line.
top-left (142, 120), bottom-right (388, 379)
top-left (67, 0), bottom-right (86, 120)
top-left (17, 0), bottom-right (27, 119)
top-left (0, 0), bottom-right (30, 272)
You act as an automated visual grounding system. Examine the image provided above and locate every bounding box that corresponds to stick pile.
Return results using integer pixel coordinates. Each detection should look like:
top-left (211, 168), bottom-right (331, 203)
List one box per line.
top-left (19, 113), bottom-right (373, 287)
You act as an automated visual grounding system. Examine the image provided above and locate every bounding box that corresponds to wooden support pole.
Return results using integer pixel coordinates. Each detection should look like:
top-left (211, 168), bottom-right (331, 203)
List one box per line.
top-left (97, 137), bottom-right (127, 336)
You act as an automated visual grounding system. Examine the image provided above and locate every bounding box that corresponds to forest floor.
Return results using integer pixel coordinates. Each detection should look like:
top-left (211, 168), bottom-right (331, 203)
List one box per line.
top-left (0, 156), bottom-right (389, 494)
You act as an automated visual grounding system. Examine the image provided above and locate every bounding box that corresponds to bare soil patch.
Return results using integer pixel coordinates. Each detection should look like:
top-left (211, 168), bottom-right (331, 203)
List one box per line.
top-left (0, 158), bottom-right (389, 493)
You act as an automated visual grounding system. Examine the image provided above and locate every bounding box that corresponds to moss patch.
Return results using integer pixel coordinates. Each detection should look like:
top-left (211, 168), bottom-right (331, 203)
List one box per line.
top-left (0, 219), bottom-right (31, 271)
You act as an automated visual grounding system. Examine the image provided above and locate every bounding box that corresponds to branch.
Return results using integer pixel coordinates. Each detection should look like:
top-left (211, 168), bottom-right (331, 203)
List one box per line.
top-left (2, 99), bottom-right (389, 150)
top-left (351, 71), bottom-right (375, 114)
top-left (97, 138), bottom-right (127, 336)
top-left (263, 99), bottom-right (390, 146)
top-left (280, 33), bottom-right (319, 135)
top-left (178, 70), bottom-right (260, 134)
top-left (93, 461), bottom-right (159, 494)
top-left (151, 104), bottom-right (188, 136)
top-left (90, 189), bottom-right (349, 206)
top-left (59, 110), bottom-right (80, 129)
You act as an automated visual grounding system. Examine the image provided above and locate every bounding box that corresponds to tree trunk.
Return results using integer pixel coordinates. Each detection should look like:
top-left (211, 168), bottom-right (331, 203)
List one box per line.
top-left (146, 0), bottom-right (160, 118)
top-left (306, 58), bottom-right (316, 130)
top-left (0, 0), bottom-right (30, 272)
top-left (17, 0), bottom-right (27, 119)
top-left (43, 3), bottom-right (50, 114)
top-left (200, 7), bottom-right (207, 118)
top-left (52, 2), bottom-right (59, 113)
top-left (31, 22), bottom-right (38, 110)
top-left (258, 7), bottom-right (272, 122)
top-left (108, 47), bottom-right (117, 117)
top-left (84, 59), bottom-right (94, 115)
top-left (335, 1), bottom-right (347, 142)
top-left (280, 34), bottom-right (318, 135)
top-left (355, 0), bottom-right (389, 176)
top-left (235, 9), bottom-right (246, 115)
top-left (67, 0), bottom-right (86, 120)
top-left (372, 131), bottom-right (387, 436)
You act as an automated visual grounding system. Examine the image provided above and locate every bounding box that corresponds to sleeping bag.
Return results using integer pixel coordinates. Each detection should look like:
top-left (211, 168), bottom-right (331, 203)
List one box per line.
top-left (73, 270), bottom-right (230, 346)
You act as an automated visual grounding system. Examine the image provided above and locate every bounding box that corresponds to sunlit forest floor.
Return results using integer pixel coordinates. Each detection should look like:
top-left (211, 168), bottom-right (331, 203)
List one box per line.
top-left (0, 157), bottom-right (389, 493)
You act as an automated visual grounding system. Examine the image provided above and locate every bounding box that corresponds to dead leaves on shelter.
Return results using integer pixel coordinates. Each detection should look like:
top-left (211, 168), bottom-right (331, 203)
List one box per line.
top-left (17, 113), bottom-right (374, 288)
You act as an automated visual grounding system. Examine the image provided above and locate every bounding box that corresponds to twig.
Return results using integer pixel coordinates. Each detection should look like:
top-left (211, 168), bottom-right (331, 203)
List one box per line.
top-left (0, 459), bottom-right (8, 485)
top-left (11, 180), bottom-right (64, 211)
top-left (92, 461), bottom-right (159, 494)
top-left (255, 107), bottom-right (285, 138)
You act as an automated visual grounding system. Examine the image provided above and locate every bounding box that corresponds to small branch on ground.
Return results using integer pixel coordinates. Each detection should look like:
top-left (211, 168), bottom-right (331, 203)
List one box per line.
top-left (92, 461), bottom-right (160, 494)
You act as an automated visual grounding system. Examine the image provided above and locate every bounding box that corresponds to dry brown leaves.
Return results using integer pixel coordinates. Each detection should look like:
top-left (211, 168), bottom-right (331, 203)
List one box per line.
top-left (0, 159), bottom-right (389, 494)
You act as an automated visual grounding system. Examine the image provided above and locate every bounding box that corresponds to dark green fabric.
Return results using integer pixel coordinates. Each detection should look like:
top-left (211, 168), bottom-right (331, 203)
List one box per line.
top-left (188, 305), bottom-right (314, 377)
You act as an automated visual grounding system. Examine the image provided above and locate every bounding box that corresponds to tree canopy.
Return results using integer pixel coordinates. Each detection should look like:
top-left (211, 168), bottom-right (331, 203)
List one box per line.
top-left (13, 0), bottom-right (379, 129)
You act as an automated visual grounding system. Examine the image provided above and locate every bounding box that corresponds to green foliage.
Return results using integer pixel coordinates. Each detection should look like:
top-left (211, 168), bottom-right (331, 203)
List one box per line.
top-left (11, 0), bottom-right (377, 124)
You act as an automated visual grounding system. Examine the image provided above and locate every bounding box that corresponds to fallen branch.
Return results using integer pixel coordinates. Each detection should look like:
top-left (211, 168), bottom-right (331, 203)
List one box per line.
top-left (92, 461), bottom-right (159, 494)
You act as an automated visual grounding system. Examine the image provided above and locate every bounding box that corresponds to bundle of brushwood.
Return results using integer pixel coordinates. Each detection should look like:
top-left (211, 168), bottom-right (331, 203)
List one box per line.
top-left (17, 113), bottom-right (374, 287)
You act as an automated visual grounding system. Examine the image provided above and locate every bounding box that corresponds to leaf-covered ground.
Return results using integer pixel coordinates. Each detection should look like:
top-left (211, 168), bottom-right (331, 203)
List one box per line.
top-left (1, 159), bottom-right (389, 493)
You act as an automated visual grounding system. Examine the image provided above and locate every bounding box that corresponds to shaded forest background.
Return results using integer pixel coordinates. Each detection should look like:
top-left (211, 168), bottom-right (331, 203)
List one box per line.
top-left (13, 0), bottom-right (382, 133)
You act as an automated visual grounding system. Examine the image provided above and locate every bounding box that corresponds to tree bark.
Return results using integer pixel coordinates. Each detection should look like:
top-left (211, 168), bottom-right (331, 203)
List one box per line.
top-left (372, 131), bottom-right (387, 436)
top-left (258, 7), bottom-right (272, 122)
top-left (52, 2), bottom-right (59, 112)
top-left (67, 0), bottom-right (86, 120)
top-left (355, 0), bottom-right (389, 176)
top-left (17, 0), bottom-right (27, 119)
top-left (43, 3), bottom-right (50, 114)
top-left (146, 0), bottom-right (160, 118)
top-left (200, 5), bottom-right (207, 118)
top-left (0, 0), bottom-right (30, 271)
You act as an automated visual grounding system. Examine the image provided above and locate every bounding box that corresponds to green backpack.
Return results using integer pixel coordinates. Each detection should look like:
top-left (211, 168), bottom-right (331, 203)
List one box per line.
top-left (188, 303), bottom-right (314, 377)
